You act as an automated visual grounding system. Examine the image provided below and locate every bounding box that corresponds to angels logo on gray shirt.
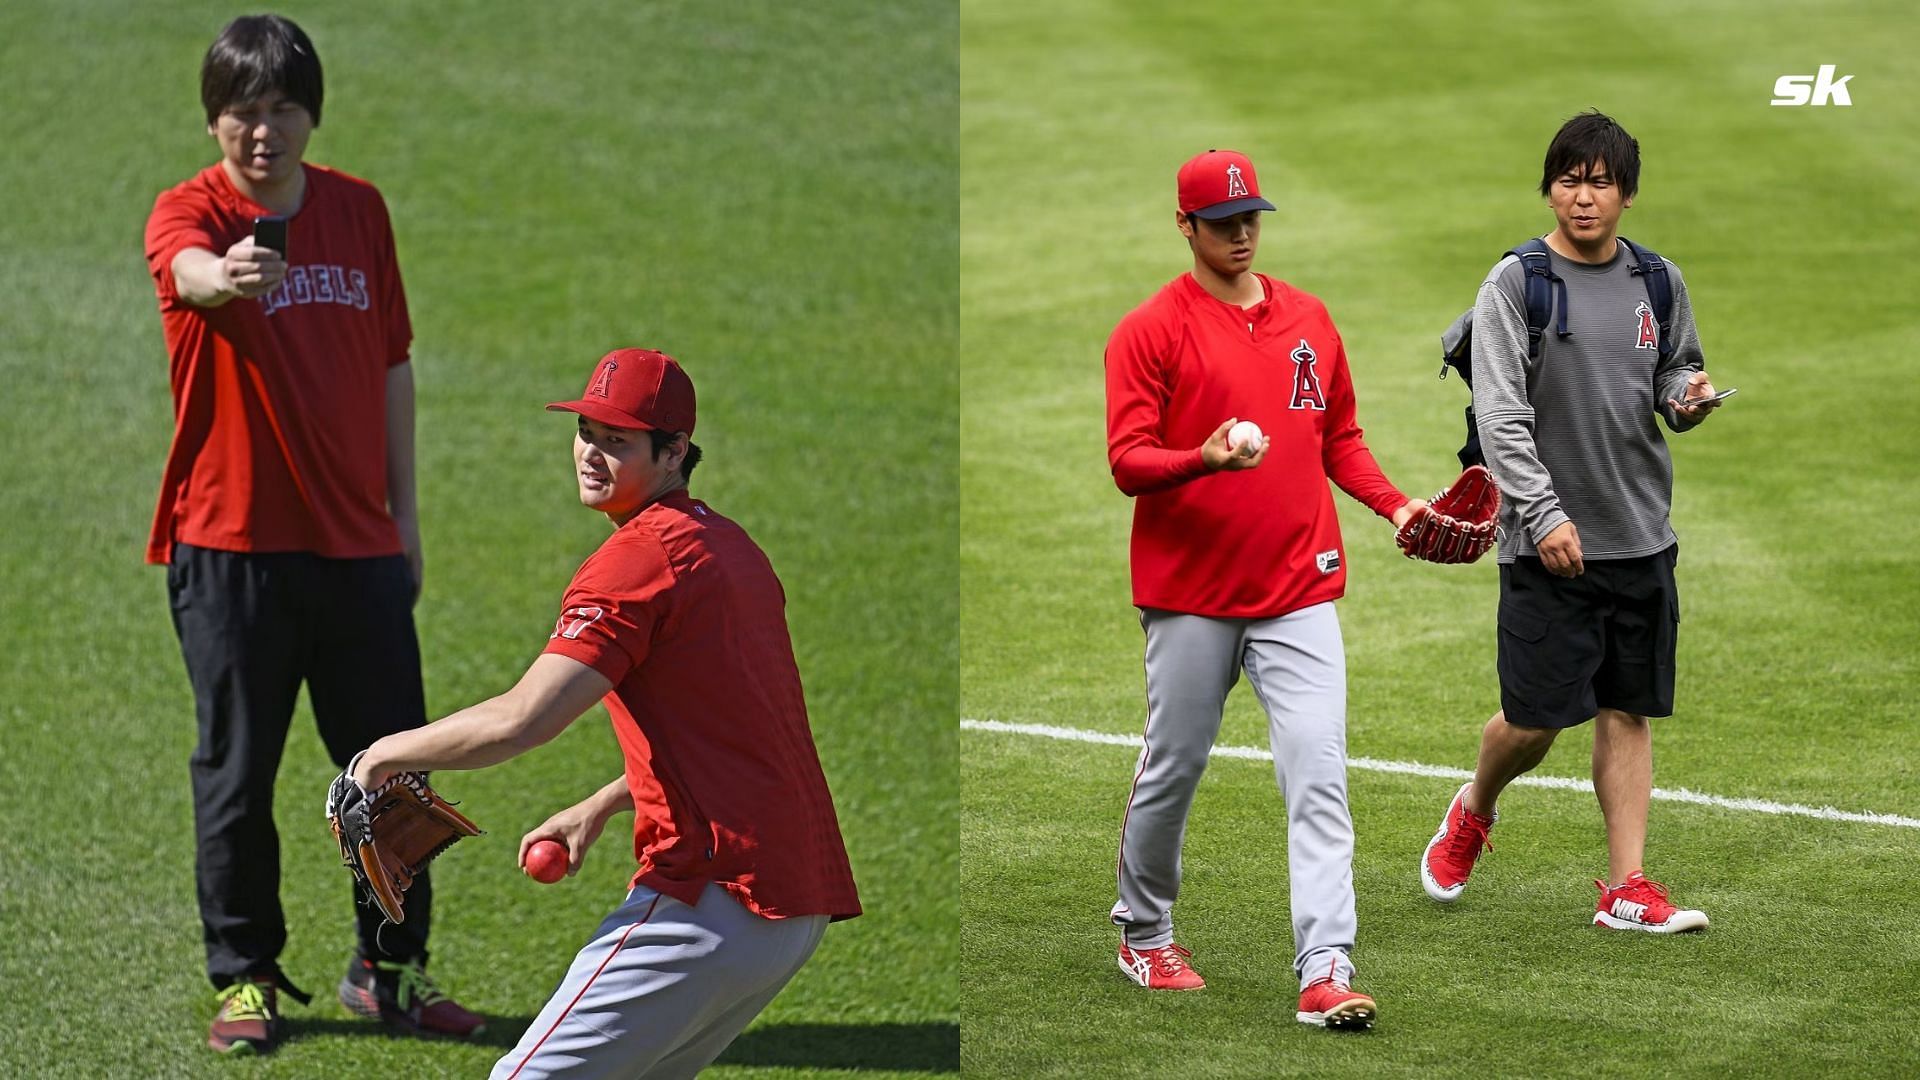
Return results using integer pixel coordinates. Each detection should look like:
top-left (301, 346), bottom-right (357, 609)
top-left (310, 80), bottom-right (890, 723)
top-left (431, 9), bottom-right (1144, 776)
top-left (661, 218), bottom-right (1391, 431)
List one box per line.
top-left (1470, 240), bottom-right (1706, 563)
top-left (1632, 302), bottom-right (1659, 351)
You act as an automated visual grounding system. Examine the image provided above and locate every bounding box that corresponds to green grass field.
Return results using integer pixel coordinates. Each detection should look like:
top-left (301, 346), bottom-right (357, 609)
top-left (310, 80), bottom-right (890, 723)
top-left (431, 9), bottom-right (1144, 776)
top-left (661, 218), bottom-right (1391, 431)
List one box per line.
top-left (961, 1), bottom-right (1920, 1076)
top-left (0, 2), bottom-right (955, 1076)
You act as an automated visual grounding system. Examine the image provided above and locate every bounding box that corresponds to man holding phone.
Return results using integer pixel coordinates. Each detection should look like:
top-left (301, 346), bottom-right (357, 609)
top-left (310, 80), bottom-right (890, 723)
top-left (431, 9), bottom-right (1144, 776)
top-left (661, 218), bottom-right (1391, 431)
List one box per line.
top-left (1418, 111), bottom-right (1725, 933)
top-left (144, 14), bottom-right (480, 1054)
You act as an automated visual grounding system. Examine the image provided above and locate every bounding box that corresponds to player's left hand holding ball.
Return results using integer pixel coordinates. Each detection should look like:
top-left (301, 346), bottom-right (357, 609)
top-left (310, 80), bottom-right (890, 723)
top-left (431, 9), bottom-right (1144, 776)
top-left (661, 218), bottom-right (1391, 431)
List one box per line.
top-left (519, 804), bottom-right (608, 880)
top-left (523, 840), bottom-right (569, 884)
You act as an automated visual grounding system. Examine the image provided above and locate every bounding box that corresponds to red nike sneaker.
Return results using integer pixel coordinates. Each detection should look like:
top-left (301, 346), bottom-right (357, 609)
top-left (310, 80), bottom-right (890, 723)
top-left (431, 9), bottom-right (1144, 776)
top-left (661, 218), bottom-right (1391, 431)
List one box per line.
top-left (1422, 782), bottom-right (1496, 902)
top-left (1592, 872), bottom-right (1709, 933)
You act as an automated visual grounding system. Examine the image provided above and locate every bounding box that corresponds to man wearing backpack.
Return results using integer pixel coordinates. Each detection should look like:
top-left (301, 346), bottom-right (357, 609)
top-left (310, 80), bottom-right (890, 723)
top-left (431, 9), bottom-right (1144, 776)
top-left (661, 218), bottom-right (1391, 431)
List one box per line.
top-left (1418, 111), bottom-right (1726, 932)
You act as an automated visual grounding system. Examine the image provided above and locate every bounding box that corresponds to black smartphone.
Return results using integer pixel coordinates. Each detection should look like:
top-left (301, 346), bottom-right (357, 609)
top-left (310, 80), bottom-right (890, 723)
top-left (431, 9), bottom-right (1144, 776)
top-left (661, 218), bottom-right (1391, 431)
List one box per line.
top-left (252, 215), bottom-right (288, 258)
top-left (1677, 387), bottom-right (1737, 407)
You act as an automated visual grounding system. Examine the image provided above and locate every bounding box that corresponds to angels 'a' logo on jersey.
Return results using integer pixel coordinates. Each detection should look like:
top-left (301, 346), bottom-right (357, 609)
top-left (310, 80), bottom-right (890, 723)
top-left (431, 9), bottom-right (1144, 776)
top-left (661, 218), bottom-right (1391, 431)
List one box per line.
top-left (552, 605), bottom-right (605, 640)
top-left (1226, 164), bottom-right (1249, 199)
top-left (1633, 301), bottom-right (1659, 352)
top-left (1289, 339), bottom-right (1327, 411)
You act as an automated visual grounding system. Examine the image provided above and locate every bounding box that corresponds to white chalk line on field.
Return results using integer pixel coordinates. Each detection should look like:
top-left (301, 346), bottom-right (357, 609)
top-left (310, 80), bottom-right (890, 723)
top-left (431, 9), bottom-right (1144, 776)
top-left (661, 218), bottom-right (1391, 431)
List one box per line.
top-left (961, 718), bottom-right (1920, 831)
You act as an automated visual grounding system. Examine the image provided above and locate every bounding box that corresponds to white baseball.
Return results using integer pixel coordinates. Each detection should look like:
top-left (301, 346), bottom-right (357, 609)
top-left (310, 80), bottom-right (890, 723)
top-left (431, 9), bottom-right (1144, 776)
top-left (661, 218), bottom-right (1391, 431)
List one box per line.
top-left (1227, 420), bottom-right (1264, 458)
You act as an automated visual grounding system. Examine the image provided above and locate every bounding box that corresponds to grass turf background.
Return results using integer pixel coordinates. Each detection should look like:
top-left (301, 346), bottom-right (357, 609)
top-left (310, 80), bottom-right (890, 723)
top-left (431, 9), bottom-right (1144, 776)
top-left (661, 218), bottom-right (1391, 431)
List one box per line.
top-left (0, 2), bottom-right (956, 1076)
top-left (961, 1), bottom-right (1920, 1076)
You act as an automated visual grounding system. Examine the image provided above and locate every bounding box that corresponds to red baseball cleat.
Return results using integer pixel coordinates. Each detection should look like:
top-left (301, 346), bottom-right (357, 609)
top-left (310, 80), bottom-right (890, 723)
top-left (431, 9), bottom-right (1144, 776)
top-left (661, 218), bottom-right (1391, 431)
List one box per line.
top-left (1421, 782), bottom-right (1496, 902)
top-left (1296, 979), bottom-right (1376, 1030)
top-left (339, 954), bottom-right (487, 1038)
top-left (1592, 872), bottom-right (1709, 933)
top-left (1116, 942), bottom-right (1205, 990)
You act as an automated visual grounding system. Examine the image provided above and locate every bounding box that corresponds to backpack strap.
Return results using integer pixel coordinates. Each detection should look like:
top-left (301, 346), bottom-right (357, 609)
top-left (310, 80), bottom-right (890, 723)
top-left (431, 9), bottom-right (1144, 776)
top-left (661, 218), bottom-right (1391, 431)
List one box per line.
top-left (1505, 238), bottom-right (1566, 359)
top-left (1620, 237), bottom-right (1675, 360)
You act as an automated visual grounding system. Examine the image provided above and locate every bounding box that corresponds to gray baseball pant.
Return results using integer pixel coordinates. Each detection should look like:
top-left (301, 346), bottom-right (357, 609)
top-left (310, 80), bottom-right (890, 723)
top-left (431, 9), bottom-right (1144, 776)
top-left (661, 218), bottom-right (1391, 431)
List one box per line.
top-left (1110, 602), bottom-right (1359, 989)
top-left (491, 882), bottom-right (828, 1080)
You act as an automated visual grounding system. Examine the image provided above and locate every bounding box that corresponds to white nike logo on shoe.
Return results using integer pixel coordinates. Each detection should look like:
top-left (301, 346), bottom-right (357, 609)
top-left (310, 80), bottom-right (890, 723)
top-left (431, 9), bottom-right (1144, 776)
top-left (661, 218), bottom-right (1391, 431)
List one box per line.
top-left (1611, 898), bottom-right (1650, 922)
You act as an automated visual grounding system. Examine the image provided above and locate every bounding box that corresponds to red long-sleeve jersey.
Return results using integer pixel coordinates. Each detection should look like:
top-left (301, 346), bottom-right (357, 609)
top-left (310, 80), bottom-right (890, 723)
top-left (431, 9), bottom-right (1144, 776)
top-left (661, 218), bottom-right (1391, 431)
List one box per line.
top-left (1105, 272), bottom-right (1406, 618)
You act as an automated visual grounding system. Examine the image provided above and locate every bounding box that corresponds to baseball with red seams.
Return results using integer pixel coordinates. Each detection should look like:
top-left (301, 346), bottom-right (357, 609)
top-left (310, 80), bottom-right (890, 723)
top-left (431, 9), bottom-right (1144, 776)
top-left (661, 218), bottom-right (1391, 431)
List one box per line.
top-left (524, 839), bottom-right (568, 884)
top-left (1228, 419), bottom-right (1264, 458)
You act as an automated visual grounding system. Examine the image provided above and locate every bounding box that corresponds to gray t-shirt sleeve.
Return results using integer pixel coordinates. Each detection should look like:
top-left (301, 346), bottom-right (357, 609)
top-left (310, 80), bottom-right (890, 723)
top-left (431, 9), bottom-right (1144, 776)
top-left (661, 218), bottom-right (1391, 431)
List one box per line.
top-left (1472, 258), bottom-right (1571, 545)
top-left (1654, 261), bottom-right (1707, 431)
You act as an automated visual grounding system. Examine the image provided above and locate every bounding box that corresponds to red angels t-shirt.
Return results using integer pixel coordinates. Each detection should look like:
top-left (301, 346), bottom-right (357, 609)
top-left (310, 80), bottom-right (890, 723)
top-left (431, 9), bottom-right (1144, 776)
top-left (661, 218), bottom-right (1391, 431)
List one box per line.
top-left (542, 490), bottom-right (861, 920)
top-left (1105, 272), bottom-right (1406, 618)
top-left (143, 163), bottom-right (412, 564)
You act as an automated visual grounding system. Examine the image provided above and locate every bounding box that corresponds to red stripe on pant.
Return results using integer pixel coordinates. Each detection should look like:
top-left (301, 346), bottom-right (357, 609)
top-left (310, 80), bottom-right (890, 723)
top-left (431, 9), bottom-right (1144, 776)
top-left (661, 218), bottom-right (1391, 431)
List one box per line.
top-left (506, 893), bottom-right (662, 1079)
top-left (1111, 666), bottom-right (1157, 926)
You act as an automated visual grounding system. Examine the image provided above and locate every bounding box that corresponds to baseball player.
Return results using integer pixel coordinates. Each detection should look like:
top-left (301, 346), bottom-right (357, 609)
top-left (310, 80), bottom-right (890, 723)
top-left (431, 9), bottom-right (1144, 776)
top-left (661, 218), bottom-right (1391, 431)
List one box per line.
top-left (1104, 150), bottom-right (1425, 1029)
top-left (144, 14), bottom-right (483, 1053)
top-left (1419, 111), bottom-right (1722, 931)
top-left (347, 348), bottom-right (862, 1079)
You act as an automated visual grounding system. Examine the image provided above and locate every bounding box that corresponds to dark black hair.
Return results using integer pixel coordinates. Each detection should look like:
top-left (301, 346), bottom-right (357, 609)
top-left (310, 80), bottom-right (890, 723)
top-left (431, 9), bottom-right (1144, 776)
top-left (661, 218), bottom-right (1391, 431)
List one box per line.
top-left (201, 14), bottom-right (324, 126)
top-left (1539, 110), bottom-right (1639, 199)
top-left (649, 430), bottom-right (702, 485)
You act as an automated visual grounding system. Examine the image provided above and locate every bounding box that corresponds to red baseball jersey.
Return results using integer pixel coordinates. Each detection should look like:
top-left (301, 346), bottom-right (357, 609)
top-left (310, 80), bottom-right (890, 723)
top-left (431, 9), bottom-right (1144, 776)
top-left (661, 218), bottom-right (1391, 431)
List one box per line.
top-left (143, 163), bottom-right (412, 564)
top-left (1105, 272), bottom-right (1405, 618)
top-left (542, 490), bottom-right (861, 921)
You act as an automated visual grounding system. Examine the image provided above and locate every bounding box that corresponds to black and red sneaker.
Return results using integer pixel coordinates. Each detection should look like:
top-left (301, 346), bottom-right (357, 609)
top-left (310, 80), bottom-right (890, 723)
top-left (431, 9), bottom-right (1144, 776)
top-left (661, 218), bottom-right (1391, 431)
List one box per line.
top-left (339, 954), bottom-right (487, 1039)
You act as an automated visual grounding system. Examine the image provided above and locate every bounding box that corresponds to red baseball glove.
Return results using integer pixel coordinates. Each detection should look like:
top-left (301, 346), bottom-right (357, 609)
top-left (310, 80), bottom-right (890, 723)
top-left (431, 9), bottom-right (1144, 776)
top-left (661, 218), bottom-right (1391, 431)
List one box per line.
top-left (1395, 465), bottom-right (1500, 564)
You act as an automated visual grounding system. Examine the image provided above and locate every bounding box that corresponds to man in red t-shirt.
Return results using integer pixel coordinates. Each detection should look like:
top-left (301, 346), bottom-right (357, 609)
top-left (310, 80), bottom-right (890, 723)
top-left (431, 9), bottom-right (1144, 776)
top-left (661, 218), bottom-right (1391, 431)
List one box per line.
top-left (144, 15), bottom-right (482, 1054)
top-left (348, 348), bottom-right (861, 1079)
top-left (1103, 150), bottom-right (1424, 1029)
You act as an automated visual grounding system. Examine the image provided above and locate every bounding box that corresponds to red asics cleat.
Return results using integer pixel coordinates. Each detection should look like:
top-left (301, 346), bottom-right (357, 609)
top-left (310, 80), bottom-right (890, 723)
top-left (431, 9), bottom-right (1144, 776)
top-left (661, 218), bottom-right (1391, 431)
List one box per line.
top-left (1116, 942), bottom-right (1205, 990)
top-left (1421, 782), bottom-right (1496, 902)
top-left (1296, 980), bottom-right (1376, 1031)
top-left (1592, 872), bottom-right (1709, 933)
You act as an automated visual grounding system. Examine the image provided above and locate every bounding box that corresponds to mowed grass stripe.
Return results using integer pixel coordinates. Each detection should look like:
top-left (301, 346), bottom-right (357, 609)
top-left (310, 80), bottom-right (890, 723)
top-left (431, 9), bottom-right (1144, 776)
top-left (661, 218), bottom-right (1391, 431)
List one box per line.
top-left (963, 719), bottom-right (1920, 830)
top-left (963, 726), bottom-right (1920, 1079)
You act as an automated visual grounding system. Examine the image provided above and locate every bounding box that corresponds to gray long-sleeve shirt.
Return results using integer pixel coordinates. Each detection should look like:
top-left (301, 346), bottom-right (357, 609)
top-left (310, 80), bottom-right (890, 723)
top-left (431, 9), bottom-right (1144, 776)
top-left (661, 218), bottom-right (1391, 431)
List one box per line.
top-left (1471, 239), bottom-right (1704, 562)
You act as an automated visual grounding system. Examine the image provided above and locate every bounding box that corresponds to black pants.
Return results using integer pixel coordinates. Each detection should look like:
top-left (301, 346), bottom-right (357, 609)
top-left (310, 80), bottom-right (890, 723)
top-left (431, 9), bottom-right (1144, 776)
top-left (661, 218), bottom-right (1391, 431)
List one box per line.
top-left (168, 542), bottom-right (431, 988)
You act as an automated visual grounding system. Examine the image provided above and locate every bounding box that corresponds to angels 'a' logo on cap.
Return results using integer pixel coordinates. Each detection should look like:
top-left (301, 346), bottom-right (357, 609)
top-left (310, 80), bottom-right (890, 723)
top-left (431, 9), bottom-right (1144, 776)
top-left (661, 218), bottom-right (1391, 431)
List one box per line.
top-left (588, 359), bottom-right (619, 398)
top-left (1226, 164), bottom-right (1249, 199)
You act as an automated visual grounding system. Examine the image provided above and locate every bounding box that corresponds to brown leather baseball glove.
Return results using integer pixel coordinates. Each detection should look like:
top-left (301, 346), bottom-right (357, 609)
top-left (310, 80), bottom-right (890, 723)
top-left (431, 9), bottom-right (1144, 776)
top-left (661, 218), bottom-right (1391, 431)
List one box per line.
top-left (326, 751), bottom-right (482, 924)
top-left (1395, 464), bottom-right (1500, 564)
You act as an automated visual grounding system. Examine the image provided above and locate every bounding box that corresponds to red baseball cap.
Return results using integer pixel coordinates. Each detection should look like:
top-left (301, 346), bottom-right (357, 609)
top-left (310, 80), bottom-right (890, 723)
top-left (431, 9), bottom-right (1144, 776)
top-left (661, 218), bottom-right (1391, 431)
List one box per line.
top-left (1177, 149), bottom-right (1276, 219)
top-left (547, 348), bottom-right (697, 435)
